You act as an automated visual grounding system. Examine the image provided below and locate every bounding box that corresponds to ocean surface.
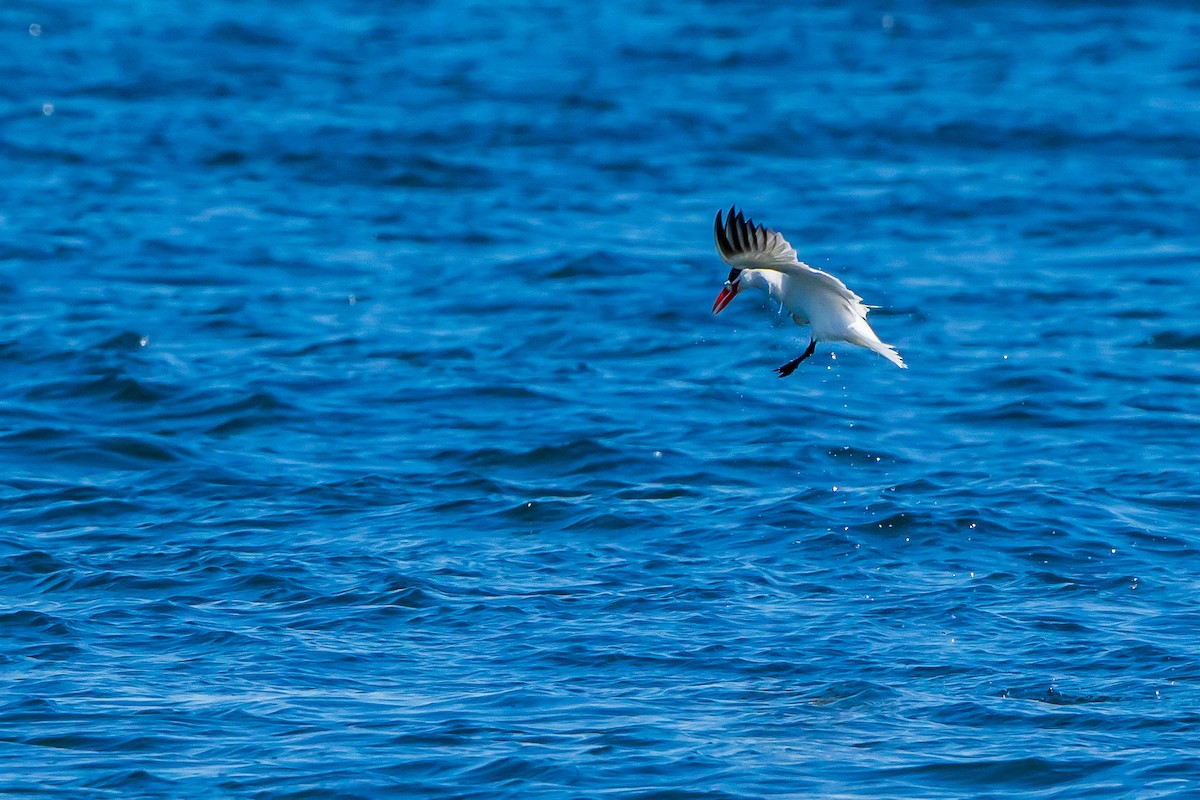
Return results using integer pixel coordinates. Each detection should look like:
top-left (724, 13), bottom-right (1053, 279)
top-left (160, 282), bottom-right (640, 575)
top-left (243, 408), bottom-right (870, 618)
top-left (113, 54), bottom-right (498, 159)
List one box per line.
top-left (4, 1), bottom-right (1200, 797)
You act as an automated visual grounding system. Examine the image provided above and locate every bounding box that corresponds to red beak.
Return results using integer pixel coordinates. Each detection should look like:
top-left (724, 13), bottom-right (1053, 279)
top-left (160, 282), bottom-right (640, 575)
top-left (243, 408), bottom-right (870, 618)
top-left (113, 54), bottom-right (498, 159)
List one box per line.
top-left (712, 283), bottom-right (738, 315)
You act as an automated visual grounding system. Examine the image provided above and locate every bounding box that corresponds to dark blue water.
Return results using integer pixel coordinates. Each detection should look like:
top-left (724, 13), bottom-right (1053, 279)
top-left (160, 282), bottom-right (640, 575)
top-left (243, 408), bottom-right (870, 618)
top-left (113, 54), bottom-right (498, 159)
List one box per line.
top-left (4, 2), bottom-right (1200, 797)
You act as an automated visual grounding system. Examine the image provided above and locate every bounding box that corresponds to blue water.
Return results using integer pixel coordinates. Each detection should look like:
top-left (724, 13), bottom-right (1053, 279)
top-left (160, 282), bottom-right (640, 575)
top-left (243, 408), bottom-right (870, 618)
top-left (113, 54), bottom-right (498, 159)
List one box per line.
top-left (4, 1), bottom-right (1200, 797)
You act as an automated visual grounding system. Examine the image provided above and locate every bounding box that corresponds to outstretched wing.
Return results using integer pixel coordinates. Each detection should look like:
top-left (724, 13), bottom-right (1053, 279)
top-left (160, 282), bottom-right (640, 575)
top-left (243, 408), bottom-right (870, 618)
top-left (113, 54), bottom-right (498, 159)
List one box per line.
top-left (715, 205), bottom-right (865, 307)
top-left (714, 206), bottom-right (798, 272)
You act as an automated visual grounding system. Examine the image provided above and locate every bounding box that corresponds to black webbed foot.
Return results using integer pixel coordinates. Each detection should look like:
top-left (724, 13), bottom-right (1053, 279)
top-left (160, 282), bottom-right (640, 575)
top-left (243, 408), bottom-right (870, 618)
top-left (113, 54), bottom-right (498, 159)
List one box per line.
top-left (773, 338), bottom-right (817, 378)
top-left (775, 360), bottom-right (802, 378)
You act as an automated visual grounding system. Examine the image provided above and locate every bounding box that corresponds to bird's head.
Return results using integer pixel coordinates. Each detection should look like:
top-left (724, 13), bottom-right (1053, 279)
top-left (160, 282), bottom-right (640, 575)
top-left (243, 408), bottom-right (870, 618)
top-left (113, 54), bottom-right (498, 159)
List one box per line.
top-left (712, 269), bottom-right (773, 314)
top-left (711, 268), bottom-right (743, 315)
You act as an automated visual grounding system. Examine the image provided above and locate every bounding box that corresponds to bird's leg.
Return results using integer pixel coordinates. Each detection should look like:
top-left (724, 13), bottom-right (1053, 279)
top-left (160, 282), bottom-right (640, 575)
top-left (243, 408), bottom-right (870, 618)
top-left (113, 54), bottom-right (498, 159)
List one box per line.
top-left (775, 338), bottom-right (817, 378)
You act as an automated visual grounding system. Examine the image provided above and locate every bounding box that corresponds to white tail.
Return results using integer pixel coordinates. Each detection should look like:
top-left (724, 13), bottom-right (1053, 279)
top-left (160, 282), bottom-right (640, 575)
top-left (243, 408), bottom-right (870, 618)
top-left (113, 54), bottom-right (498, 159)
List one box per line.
top-left (845, 320), bottom-right (906, 369)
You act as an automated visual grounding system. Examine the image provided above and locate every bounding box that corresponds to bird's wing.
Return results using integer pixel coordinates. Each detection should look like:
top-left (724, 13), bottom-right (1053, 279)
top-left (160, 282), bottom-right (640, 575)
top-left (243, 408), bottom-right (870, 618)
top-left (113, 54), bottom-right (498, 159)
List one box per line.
top-left (715, 206), bottom-right (866, 309)
top-left (788, 260), bottom-right (866, 311)
top-left (714, 207), bottom-right (798, 271)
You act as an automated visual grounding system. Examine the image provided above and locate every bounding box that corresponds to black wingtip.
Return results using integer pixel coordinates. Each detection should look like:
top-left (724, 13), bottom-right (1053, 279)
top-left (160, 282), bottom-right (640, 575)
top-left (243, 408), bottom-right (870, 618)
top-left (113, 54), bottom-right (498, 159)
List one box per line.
top-left (714, 209), bottom-right (734, 257)
top-left (724, 209), bottom-right (736, 252)
top-left (718, 205), bottom-right (772, 257)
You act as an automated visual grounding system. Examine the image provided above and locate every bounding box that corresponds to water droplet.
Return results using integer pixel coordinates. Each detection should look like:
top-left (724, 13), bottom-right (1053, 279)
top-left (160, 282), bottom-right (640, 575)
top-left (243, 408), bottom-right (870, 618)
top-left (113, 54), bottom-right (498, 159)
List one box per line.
top-left (29, 23), bottom-right (41, 37)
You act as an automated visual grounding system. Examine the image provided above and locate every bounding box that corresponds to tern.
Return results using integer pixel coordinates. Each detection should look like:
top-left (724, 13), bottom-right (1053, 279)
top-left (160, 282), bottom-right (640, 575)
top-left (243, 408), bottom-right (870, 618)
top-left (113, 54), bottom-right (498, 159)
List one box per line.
top-left (711, 207), bottom-right (906, 376)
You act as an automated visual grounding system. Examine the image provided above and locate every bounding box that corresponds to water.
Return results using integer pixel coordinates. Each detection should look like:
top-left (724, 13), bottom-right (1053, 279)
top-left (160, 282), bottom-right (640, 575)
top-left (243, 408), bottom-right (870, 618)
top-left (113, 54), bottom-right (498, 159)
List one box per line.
top-left (4, 1), bottom-right (1200, 797)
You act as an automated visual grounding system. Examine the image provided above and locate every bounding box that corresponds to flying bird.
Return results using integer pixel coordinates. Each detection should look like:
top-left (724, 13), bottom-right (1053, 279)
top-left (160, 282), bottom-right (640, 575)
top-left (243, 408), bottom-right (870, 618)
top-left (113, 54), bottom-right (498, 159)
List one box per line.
top-left (711, 207), bottom-right (906, 376)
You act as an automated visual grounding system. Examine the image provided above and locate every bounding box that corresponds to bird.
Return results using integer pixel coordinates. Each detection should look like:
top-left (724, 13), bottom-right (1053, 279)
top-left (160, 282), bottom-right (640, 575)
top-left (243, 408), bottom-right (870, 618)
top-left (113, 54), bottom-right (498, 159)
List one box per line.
top-left (711, 206), bottom-right (906, 376)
